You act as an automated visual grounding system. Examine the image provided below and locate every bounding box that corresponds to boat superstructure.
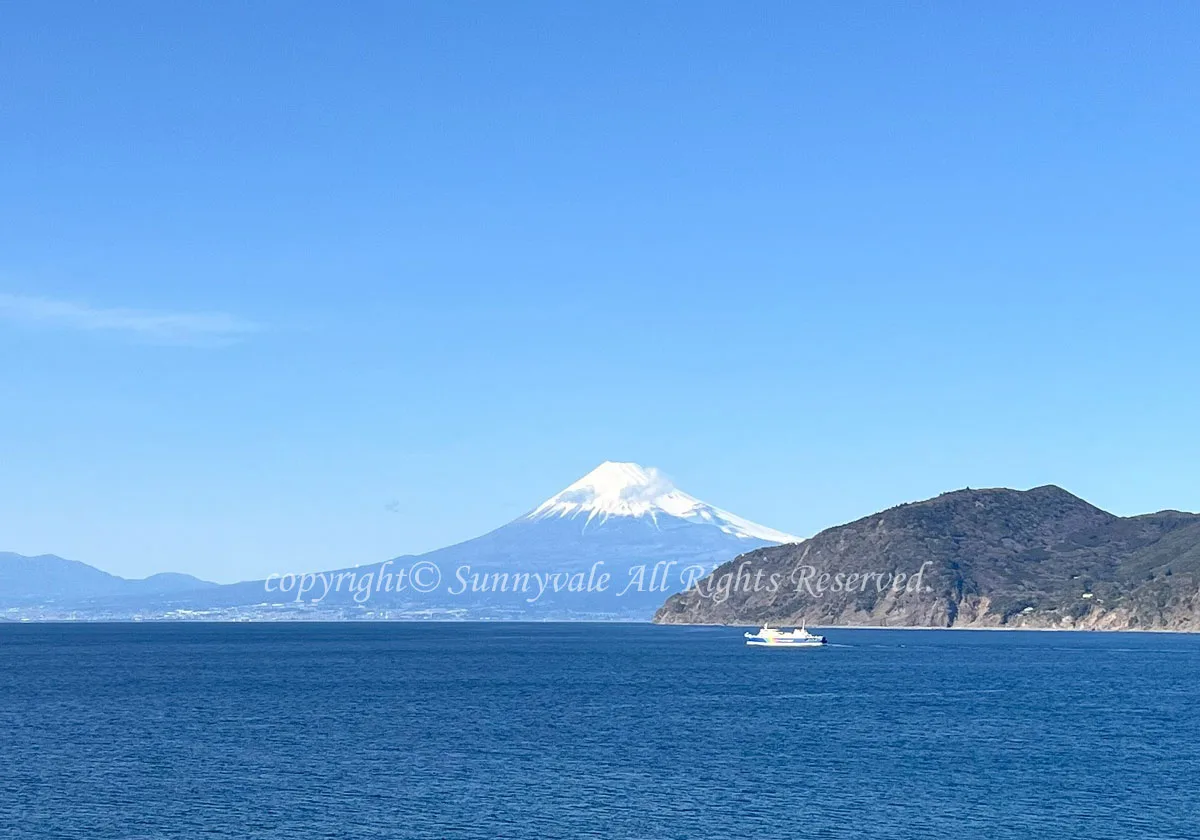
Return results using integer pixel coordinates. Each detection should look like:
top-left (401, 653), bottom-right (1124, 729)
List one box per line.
top-left (744, 625), bottom-right (827, 647)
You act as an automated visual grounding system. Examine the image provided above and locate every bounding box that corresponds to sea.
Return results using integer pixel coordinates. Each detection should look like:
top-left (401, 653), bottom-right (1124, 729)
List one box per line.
top-left (2, 623), bottom-right (1198, 839)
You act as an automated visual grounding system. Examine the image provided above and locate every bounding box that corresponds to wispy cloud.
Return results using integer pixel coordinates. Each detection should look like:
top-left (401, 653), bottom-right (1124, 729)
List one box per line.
top-left (0, 292), bottom-right (260, 346)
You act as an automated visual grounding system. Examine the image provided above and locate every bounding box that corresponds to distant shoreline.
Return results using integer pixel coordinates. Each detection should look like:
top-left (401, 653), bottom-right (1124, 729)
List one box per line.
top-left (2, 617), bottom-right (1198, 634)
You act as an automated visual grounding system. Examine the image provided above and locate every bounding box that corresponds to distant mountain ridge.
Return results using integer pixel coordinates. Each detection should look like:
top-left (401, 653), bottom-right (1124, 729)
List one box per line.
top-left (0, 552), bottom-right (216, 605)
top-left (15, 476), bottom-right (1199, 628)
top-left (1, 462), bottom-right (797, 619)
top-left (654, 486), bottom-right (1200, 631)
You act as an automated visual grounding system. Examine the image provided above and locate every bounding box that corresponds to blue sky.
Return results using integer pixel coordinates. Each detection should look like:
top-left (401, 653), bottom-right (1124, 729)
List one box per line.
top-left (2, 2), bottom-right (1198, 582)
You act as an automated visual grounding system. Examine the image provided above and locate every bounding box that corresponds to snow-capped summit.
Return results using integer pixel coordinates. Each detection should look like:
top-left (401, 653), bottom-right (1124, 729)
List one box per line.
top-left (526, 461), bottom-right (801, 544)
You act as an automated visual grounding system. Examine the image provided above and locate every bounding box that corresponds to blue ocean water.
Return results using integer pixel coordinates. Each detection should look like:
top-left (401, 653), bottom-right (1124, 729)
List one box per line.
top-left (2, 623), bottom-right (1198, 839)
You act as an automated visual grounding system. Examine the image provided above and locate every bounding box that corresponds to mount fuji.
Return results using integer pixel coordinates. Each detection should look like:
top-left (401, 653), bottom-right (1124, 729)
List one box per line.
top-left (1, 462), bottom-right (800, 620)
top-left (322, 460), bottom-right (802, 616)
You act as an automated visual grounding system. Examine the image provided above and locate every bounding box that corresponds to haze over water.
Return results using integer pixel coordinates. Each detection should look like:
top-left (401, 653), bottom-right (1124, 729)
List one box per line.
top-left (3, 623), bottom-right (1198, 839)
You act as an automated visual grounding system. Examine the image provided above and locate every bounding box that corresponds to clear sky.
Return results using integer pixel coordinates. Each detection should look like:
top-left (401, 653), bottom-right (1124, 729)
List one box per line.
top-left (2, 2), bottom-right (1198, 582)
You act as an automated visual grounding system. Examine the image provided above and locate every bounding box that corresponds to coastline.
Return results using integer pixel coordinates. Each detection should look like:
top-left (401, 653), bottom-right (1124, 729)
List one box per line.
top-left (3, 616), bottom-right (1199, 634)
top-left (653, 620), bottom-right (1200, 634)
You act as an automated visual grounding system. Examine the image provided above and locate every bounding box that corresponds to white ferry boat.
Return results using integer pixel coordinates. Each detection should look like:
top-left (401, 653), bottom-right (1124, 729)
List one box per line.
top-left (744, 625), bottom-right (827, 648)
